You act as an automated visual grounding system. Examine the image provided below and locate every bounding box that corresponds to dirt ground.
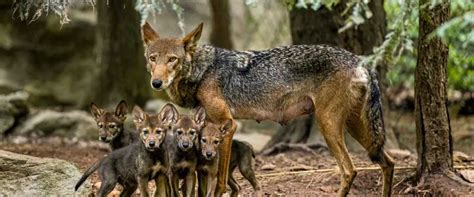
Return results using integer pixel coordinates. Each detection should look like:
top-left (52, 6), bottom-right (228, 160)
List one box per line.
top-left (1, 137), bottom-right (473, 196)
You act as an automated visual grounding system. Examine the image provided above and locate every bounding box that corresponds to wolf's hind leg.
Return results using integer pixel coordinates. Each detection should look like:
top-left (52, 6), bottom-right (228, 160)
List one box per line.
top-left (316, 113), bottom-right (356, 197)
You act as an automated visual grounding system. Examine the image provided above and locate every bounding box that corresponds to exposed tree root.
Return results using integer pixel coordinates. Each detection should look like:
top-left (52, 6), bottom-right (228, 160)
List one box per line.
top-left (260, 142), bottom-right (327, 156)
top-left (395, 170), bottom-right (474, 195)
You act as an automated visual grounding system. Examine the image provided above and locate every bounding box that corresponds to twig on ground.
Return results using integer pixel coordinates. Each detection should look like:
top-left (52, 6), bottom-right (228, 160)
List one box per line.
top-left (256, 165), bottom-right (474, 178)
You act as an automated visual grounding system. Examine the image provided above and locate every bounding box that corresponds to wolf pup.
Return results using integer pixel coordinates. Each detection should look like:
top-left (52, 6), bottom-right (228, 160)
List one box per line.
top-left (141, 23), bottom-right (395, 196)
top-left (75, 104), bottom-right (174, 197)
top-left (228, 140), bottom-right (261, 197)
top-left (167, 107), bottom-right (206, 197)
top-left (90, 100), bottom-right (138, 150)
top-left (196, 119), bottom-right (232, 197)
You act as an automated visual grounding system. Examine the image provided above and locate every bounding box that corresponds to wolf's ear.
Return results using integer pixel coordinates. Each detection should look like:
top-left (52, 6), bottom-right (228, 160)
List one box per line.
top-left (181, 23), bottom-right (203, 54)
top-left (132, 105), bottom-right (146, 124)
top-left (90, 102), bottom-right (104, 120)
top-left (115, 100), bottom-right (128, 121)
top-left (220, 119), bottom-right (233, 136)
top-left (159, 103), bottom-right (179, 126)
top-left (141, 22), bottom-right (159, 45)
top-left (194, 107), bottom-right (206, 129)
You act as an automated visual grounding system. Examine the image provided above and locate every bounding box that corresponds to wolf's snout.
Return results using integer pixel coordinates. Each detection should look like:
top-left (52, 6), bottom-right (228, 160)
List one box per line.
top-left (151, 80), bottom-right (162, 89)
top-left (99, 136), bottom-right (107, 141)
top-left (182, 141), bottom-right (190, 148)
top-left (206, 151), bottom-right (213, 158)
top-left (148, 140), bottom-right (156, 147)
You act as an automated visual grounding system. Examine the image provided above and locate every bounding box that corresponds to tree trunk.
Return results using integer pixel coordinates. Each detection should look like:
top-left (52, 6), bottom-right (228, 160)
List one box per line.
top-left (209, 0), bottom-right (233, 49)
top-left (92, 0), bottom-right (151, 106)
top-left (399, 0), bottom-right (474, 194)
top-left (263, 0), bottom-right (400, 152)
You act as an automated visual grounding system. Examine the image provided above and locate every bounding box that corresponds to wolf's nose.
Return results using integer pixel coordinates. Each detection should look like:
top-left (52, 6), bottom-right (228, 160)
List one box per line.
top-left (149, 141), bottom-right (156, 147)
top-left (100, 136), bottom-right (106, 141)
top-left (182, 142), bottom-right (190, 148)
top-left (151, 80), bottom-right (162, 89)
top-left (206, 151), bottom-right (213, 157)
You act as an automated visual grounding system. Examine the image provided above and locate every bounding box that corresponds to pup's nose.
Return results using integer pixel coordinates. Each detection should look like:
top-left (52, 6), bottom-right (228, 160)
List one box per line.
top-left (100, 136), bottom-right (107, 141)
top-left (149, 141), bottom-right (156, 147)
top-left (151, 80), bottom-right (162, 89)
top-left (182, 142), bottom-right (189, 148)
top-left (206, 151), bottom-right (213, 157)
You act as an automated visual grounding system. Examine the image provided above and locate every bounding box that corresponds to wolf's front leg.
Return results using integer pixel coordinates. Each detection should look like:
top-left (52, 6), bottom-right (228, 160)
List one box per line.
top-left (138, 176), bottom-right (150, 197)
top-left (207, 175), bottom-right (218, 197)
top-left (184, 171), bottom-right (197, 197)
top-left (154, 174), bottom-right (171, 197)
top-left (216, 120), bottom-right (237, 196)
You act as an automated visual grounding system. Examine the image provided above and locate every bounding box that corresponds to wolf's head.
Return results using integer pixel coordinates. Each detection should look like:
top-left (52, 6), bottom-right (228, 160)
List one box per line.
top-left (198, 119), bottom-right (233, 160)
top-left (90, 100), bottom-right (128, 143)
top-left (172, 107), bottom-right (206, 151)
top-left (132, 104), bottom-right (178, 151)
top-left (141, 22), bottom-right (203, 91)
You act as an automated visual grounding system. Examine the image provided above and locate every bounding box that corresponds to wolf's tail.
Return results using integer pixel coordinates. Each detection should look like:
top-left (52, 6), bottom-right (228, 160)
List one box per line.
top-left (75, 160), bottom-right (101, 191)
top-left (366, 70), bottom-right (386, 163)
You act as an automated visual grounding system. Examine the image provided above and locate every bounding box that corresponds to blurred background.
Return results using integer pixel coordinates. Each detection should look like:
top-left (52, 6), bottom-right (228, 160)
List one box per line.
top-left (0, 0), bottom-right (472, 156)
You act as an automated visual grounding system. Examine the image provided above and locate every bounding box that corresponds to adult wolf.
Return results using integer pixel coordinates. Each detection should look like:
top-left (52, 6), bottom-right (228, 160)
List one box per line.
top-left (141, 22), bottom-right (394, 197)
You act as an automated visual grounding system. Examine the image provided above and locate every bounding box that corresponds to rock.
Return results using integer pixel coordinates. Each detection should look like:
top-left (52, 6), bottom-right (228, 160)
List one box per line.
top-left (387, 149), bottom-right (412, 159)
top-left (0, 150), bottom-right (90, 195)
top-left (145, 99), bottom-right (189, 113)
top-left (260, 163), bottom-right (276, 171)
top-left (459, 170), bottom-right (474, 183)
top-left (453, 151), bottom-right (471, 162)
top-left (0, 91), bottom-right (29, 134)
top-left (13, 110), bottom-right (97, 140)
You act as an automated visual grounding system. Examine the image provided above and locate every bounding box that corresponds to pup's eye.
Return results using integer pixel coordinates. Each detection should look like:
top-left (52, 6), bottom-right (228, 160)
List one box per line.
top-left (177, 130), bottom-right (183, 135)
top-left (149, 56), bottom-right (156, 62)
top-left (98, 123), bottom-right (103, 128)
top-left (201, 138), bottom-right (207, 143)
top-left (142, 129), bottom-right (149, 135)
top-left (155, 129), bottom-right (162, 134)
top-left (109, 125), bottom-right (116, 129)
top-left (168, 57), bottom-right (177, 63)
top-left (213, 140), bottom-right (220, 145)
top-left (190, 130), bottom-right (196, 135)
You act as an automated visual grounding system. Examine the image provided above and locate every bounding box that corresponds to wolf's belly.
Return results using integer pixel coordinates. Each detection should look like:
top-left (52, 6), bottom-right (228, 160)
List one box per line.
top-left (230, 95), bottom-right (314, 125)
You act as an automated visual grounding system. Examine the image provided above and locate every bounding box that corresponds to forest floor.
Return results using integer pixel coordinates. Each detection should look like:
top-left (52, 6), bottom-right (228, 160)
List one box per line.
top-left (1, 137), bottom-right (473, 196)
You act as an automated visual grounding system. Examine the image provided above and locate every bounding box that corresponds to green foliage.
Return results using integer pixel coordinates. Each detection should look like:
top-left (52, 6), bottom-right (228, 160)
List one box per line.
top-left (364, 0), bottom-right (473, 92)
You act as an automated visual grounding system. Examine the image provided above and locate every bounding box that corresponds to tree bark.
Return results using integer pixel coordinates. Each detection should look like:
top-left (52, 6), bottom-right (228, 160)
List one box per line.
top-left (415, 0), bottom-right (452, 177)
top-left (264, 0), bottom-right (400, 151)
top-left (209, 0), bottom-right (233, 49)
top-left (397, 0), bottom-right (474, 193)
top-left (92, 0), bottom-right (151, 106)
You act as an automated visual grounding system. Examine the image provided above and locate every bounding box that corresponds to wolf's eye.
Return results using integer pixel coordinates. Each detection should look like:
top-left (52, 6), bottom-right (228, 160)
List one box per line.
top-left (149, 56), bottom-right (156, 62)
top-left (155, 128), bottom-right (162, 134)
top-left (176, 130), bottom-right (183, 135)
top-left (109, 125), bottom-right (116, 129)
top-left (168, 57), bottom-right (177, 63)
top-left (213, 140), bottom-right (220, 145)
top-left (201, 138), bottom-right (207, 143)
top-left (98, 123), bottom-right (104, 128)
top-left (142, 129), bottom-right (149, 136)
top-left (190, 130), bottom-right (196, 135)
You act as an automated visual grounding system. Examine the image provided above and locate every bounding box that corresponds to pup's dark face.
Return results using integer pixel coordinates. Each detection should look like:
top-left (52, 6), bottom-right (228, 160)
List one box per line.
top-left (133, 104), bottom-right (178, 152)
top-left (141, 22), bottom-right (203, 91)
top-left (172, 107), bottom-right (206, 151)
top-left (90, 101), bottom-right (128, 142)
top-left (199, 119), bottom-right (232, 160)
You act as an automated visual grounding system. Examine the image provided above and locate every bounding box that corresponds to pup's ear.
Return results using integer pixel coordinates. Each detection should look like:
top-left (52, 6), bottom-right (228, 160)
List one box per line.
top-left (194, 107), bottom-right (206, 129)
top-left (220, 119), bottom-right (233, 136)
top-left (132, 105), bottom-right (146, 124)
top-left (90, 102), bottom-right (104, 120)
top-left (115, 100), bottom-right (128, 121)
top-left (159, 103), bottom-right (179, 126)
top-left (141, 22), bottom-right (159, 45)
top-left (181, 23), bottom-right (203, 54)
